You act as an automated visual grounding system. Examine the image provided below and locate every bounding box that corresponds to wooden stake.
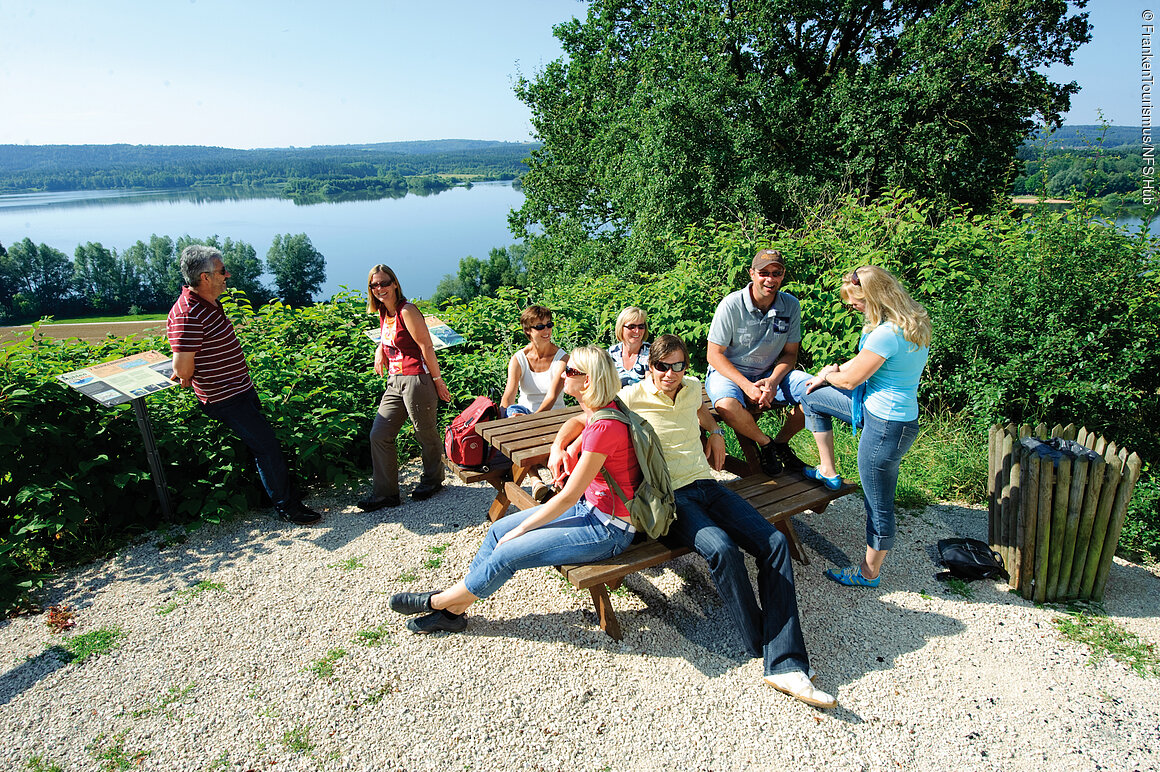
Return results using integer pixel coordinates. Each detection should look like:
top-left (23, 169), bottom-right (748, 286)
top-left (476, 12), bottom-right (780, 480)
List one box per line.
top-left (1066, 437), bottom-right (1107, 599)
top-left (1079, 444), bottom-right (1123, 599)
top-left (1045, 452), bottom-right (1072, 601)
top-left (1091, 453), bottom-right (1142, 603)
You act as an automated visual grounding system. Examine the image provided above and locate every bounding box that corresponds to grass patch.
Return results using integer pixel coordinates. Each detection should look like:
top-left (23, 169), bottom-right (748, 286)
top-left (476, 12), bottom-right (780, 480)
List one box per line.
top-left (347, 676), bottom-right (401, 709)
top-left (943, 577), bottom-right (973, 599)
top-left (1054, 611), bottom-right (1160, 678)
top-left (281, 724), bottom-right (314, 755)
top-left (355, 623), bottom-right (392, 647)
top-left (131, 682), bottom-right (196, 718)
top-left (761, 409), bottom-right (987, 510)
top-left (328, 554), bottom-right (368, 571)
top-left (157, 579), bottom-right (226, 615)
top-left (24, 756), bottom-right (64, 772)
top-left (423, 543), bottom-right (449, 570)
top-left (48, 627), bottom-right (124, 664)
top-left (307, 648), bottom-right (347, 679)
top-left (87, 730), bottom-right (150, 771)
top-left (398, 570), bottom-right (418, 583)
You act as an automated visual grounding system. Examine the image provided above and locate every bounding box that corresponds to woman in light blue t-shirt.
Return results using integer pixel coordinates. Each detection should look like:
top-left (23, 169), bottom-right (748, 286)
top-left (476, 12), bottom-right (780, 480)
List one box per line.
top-left (799, 266), bottom-right (931, 588)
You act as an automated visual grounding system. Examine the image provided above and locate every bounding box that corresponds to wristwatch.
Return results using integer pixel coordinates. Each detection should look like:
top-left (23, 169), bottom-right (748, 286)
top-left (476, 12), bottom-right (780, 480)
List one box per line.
top-left (709, 427), bottom-right (725, 436)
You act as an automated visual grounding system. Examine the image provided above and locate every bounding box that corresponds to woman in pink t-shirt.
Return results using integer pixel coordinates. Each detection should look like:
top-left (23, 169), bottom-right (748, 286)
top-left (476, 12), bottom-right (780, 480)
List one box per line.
top-left (388, 346), bottom-right (642, 634)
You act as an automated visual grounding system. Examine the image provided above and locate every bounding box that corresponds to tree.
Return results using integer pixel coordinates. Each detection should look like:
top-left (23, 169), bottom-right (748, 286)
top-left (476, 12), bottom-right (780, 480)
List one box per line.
top-left (266, 233), bottom-right (326, 306)
top-left (2, 238), bottom-right (74, 317)
top-left (124, 235), bottom-right (181, 309)
top-left (74, 242), bottom-right (136, 313)
top-left (218, 237), bottom-right (270, 306)
top-left (512, 0), bottom-right (1092, 278)
top-left (431, 244), bottom-right (529, 305)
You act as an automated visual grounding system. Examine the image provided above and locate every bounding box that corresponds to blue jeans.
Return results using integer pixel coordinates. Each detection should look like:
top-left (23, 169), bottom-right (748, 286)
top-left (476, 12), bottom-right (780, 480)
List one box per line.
top-left (705, 367), bottom-right (811, 408)
top-left (463, 498), bottom-right (634, 599)
top-left (505, 404), bottom-right (531, 418)
top-left (800, 386), bottom-right (920, 551)
top-left (661, 479), bottom-right (808, 676)
top-left (201, 388), bottom-right (292, 507)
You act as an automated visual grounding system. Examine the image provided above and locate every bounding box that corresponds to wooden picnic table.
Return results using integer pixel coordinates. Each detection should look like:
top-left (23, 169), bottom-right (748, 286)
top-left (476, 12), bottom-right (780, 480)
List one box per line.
top-left (476, 406), bottom-right (583, 521)
top-left (469, 397), bottom-right (858, 639)
top-left (475, 397), bottom-right (826, 563)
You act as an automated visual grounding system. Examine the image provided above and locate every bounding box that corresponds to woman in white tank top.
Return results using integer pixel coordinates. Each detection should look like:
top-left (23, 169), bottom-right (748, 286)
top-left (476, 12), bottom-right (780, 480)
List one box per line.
top-left (501, 305), bottom-right (570, 418)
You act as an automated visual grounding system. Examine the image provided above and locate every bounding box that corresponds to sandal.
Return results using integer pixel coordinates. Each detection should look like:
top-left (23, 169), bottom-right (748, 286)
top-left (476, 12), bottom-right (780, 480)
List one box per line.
top-left (825, 564), bottom-right (880, 588)
top-left (803, 467), bottom-right (843, 491)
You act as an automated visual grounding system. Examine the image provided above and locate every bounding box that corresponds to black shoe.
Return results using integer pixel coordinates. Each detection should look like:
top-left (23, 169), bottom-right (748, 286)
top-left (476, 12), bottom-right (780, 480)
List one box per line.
top-left (406, 610), bottom-right (467, 634)
top-left (410, 481), bottom-right (444, 501)
top-left (774, 442), bottom-right (807, 473)
top-left (757, 441), bottom-right (783, 477)
top-left (357, 495), bottom-right (401, 511)
top-left (389, 591), bottom-right (436, 616)
top-left (276, 501), bottom-right (322, 525)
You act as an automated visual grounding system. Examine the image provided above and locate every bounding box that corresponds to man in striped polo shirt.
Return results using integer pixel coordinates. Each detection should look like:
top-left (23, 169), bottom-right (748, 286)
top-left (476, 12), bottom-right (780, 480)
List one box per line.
top-left (167, 245), bottom-right (321, 525)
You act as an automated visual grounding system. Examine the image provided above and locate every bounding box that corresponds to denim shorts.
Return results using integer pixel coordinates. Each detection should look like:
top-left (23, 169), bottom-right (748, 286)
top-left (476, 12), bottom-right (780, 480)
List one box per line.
top-left (705, 367), bottom-right (811, 408)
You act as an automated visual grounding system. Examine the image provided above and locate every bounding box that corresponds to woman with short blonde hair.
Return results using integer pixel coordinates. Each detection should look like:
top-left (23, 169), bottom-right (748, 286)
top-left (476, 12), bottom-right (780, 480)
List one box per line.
top-left (800, 265), bottom-right (931, 588)
top-left (608, 306), bottom-right (650, 386)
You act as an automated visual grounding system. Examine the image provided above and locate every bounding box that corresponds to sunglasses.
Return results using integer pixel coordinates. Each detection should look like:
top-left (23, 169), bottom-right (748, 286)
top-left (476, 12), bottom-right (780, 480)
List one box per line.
top-left (651, 360), bottom-right (687, 373)
top-left (846, 267), bottom-right (866, 286)
top-left (754, 268), bottom-right (785, 279)
top-left (369, 279), bottom-right (395, 289)
top-left (564, 366), bottom-right (586, 378)
top-left (528, 322), bottom-right (554, 331)
top-left (624, 323), bottom-right (647, 331)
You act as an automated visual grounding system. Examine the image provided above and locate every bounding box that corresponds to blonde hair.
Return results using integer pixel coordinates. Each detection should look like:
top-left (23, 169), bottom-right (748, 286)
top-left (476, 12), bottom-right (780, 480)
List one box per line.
top-left (840, 266), bottom-right (931, 349)
top-left (569, 346), bottom-right (620, 409)
top-left (366, 264), bottom-right (406, 314)
top-left (613, 306), bottom-right (648, 344)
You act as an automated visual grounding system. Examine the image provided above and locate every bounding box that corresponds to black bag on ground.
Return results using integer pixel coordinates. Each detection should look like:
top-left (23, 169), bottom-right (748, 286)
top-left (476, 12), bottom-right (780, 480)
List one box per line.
top-left (935, 538), bottom-right (1010, 582)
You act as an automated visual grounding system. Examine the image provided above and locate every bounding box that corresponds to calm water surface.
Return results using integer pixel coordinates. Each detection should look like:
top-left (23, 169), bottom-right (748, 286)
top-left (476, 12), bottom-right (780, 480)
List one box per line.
top-left (0, 182), bottom-right (524, 301)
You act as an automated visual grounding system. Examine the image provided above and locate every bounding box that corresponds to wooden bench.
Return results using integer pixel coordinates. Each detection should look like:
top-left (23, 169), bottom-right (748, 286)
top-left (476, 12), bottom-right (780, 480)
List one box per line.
top-left (477, 404), bottom-right (860, 639)
top-left (558, 473), bottom-right (857, 639)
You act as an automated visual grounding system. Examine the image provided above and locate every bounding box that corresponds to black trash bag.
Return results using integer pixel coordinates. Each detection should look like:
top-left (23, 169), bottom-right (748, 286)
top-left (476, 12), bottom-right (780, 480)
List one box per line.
top-left (935, 538), bottom-right (1010, 582)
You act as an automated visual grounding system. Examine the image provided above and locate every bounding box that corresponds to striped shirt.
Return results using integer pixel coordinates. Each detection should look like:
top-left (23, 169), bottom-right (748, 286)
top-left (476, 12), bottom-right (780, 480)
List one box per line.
top-left (167, 286), bottom-right (254, 404)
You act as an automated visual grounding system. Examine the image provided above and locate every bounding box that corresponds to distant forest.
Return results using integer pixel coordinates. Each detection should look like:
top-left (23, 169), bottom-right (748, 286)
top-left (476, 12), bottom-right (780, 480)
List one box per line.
top-left (0, 139), bottom-right (536, 200)
top-left (1012, 125), bottom-right (1147, 202)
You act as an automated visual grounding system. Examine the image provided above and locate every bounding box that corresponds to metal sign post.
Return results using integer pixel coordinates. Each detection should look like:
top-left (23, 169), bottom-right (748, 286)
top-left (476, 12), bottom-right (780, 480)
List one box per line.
top-left (130, 397), bottom-right (174, 521)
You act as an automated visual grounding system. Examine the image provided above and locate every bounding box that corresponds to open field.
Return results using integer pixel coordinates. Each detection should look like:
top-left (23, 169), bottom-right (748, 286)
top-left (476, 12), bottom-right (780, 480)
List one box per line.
top-left (0, 320), bottom-right (166, 345)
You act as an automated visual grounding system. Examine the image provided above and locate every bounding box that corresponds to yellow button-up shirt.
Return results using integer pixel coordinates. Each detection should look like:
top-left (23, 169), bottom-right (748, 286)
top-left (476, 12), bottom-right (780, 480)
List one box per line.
top-left (618, 376), bottom-right (714, 491)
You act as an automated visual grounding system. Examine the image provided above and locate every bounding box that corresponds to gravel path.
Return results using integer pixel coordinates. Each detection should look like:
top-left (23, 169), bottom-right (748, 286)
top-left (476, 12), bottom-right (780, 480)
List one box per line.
top-left (2, 464), bottom-right (1158, 772)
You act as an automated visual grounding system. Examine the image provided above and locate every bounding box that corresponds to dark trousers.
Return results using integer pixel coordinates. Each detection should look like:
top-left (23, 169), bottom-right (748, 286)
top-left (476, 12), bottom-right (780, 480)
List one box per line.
top-left (201, 388), bottom-right (292, 507)
top-left (661, 478), bottom-right (809, 676)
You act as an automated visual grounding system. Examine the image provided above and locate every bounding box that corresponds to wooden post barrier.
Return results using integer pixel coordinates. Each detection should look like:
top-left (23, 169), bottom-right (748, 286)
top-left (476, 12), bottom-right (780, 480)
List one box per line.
top-left (988, 424), bottom-right (1142, 603)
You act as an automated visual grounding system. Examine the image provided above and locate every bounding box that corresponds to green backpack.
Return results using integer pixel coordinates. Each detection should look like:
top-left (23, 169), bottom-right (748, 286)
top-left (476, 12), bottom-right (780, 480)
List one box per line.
top-left (589, 397), bottom-right (677, 539)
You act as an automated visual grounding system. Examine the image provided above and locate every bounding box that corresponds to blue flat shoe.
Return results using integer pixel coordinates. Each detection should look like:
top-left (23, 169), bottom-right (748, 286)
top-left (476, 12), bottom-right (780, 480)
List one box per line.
top-left (825, 565), bottom-right (881, 588)
top-left (803, 467), bottom-right (843, 491)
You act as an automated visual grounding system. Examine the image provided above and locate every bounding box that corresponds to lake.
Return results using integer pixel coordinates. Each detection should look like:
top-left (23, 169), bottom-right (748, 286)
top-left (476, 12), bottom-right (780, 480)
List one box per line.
top-left (0, 182), bottom-right (525, 301)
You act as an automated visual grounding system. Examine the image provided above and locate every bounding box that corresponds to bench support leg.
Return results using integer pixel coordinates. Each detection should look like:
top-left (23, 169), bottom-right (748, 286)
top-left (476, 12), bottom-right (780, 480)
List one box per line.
top-left (589, 585), bottom-right (622, 640)
top-left (775, 517), bottom-right (810, 565)
top-left (488, 463), bottom-right (531, 521)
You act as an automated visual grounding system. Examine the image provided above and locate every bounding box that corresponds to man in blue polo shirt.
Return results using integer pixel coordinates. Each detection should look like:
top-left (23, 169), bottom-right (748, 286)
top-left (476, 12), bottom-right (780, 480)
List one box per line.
top-left (706, 248), bottom-right (810, 477)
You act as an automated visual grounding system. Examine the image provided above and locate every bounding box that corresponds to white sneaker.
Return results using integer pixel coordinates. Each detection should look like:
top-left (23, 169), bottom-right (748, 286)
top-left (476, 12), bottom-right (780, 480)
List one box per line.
top-left (764, 670), bottom-right (837, 709)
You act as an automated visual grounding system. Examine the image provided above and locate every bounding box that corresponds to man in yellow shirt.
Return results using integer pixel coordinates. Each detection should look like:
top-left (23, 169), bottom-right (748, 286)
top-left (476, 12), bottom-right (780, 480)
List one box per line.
top-left (618, 334), bottom-right (835, 708)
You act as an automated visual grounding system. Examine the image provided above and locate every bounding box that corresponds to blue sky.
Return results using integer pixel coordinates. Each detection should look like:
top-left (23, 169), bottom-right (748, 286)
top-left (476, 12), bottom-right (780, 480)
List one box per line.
top-left (0, 1), bottom-right (1143, 148)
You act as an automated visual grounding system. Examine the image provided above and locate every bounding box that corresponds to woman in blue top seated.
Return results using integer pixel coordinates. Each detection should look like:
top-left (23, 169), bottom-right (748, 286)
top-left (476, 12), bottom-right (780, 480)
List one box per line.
top-left (800, 266), bottom-right (931, 588)
top-left (607, 306), bottom-right (650, 386)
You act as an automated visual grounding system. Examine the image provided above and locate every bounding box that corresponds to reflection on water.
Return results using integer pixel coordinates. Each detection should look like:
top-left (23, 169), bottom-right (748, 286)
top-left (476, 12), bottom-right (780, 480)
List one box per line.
top-left (0, 182), bottom-right (524, 301)
top-left (0, 185), bottom-right (459, 212)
